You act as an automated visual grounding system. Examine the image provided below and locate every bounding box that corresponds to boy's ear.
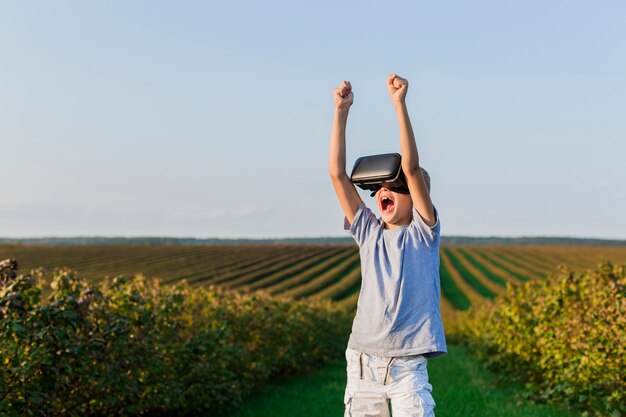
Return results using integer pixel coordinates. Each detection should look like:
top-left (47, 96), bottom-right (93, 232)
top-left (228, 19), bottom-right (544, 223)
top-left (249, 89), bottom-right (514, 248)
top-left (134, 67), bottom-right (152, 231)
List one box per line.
top-left (420, 167), bottom-right (431, 193)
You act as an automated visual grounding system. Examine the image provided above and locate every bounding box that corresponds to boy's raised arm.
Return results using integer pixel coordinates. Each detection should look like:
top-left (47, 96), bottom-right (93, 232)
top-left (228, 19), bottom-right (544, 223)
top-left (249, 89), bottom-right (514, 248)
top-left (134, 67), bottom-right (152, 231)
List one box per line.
top-left (329, 80), bottom-right (362, 225)
top-left (387, 74), bottom-right (437, 227)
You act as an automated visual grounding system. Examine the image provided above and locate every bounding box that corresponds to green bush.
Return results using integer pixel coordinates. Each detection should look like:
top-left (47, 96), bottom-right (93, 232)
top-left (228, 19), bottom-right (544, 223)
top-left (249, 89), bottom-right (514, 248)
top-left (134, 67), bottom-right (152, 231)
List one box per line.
top-left (459, 262), bottom-right (625, 416)
top-left (0, 268), bottom-right (351, 416)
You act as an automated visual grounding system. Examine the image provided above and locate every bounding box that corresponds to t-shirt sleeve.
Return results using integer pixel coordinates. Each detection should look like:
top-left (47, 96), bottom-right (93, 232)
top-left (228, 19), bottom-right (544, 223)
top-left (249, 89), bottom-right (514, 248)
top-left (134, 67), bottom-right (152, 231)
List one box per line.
top-left (343, 202), bottom-right (379, 247)
top-left (409, 205), bottom-right (441, 249)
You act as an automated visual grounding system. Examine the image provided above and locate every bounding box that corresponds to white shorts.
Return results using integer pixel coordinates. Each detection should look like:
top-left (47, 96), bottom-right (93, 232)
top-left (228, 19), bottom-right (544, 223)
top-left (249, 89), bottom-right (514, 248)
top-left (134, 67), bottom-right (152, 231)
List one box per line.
top-left (344, 347), bottom-right (436, 417)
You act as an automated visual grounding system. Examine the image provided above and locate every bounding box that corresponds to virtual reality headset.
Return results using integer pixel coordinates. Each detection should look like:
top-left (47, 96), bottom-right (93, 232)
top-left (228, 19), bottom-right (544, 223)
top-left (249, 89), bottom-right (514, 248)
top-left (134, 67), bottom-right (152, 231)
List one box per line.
top-left (350, 153), bottom-right (410, 197)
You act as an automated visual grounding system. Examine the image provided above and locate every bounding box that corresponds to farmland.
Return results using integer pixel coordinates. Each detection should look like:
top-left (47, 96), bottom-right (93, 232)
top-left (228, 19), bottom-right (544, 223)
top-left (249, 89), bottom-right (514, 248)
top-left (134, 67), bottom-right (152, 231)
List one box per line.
top-left (2, 242), bottom-right (625, 416)
top-left (2, 243), bottom-right (625, 317)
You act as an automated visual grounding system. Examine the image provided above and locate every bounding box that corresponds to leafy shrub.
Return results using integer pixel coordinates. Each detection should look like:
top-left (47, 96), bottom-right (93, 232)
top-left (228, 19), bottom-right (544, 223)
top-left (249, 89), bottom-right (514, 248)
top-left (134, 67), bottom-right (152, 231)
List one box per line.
top-left (459, 262), bottom-right (625, 416)
top-left (0, 268), bottom-right (351, 417)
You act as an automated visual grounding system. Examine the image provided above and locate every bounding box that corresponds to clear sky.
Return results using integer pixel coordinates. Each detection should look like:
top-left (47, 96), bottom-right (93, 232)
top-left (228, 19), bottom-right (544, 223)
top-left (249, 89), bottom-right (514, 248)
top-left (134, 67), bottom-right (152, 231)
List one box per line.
top-left (1, 1), bottom-right (625, 239)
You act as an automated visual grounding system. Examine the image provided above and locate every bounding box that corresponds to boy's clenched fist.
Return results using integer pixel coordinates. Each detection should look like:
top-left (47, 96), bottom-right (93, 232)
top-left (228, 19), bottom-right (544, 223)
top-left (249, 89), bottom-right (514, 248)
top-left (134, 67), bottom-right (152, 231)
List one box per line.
top-left (334, 80), bottom-right (353, 110)
top-left (387, 74), bottom-right (408, 104)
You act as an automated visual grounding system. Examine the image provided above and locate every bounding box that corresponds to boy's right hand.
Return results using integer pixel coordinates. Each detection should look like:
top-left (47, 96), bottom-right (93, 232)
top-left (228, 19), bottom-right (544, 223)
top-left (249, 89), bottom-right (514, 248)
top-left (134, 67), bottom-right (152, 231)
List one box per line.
top-left (334, 81), bottom-right (353, 110)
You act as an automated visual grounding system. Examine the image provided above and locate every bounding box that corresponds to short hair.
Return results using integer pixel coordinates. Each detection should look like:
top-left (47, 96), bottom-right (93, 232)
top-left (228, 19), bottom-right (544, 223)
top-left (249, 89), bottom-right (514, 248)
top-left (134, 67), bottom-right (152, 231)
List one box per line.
top-left (420, 167), bottom-right (431, 193)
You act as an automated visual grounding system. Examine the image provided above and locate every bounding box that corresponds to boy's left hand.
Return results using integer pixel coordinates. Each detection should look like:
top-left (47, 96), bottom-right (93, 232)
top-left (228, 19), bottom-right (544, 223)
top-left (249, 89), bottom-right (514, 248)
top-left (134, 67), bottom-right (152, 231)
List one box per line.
top-left (387, 74), bottom-right (408, 104)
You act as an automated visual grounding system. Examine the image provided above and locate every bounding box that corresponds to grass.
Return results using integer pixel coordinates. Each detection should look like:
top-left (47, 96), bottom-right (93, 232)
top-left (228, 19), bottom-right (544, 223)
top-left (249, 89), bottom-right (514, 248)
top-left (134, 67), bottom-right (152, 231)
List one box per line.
top-left (443, 247), bottom-right (495, 299)
top-left (440, 260), bottom-right (472, 311)
top-left (228, 344), bottom-right (580, 417)
top-left (457, 248), bottom-right (508, 287)
top-left (472, 250), bottom-right (529, 282)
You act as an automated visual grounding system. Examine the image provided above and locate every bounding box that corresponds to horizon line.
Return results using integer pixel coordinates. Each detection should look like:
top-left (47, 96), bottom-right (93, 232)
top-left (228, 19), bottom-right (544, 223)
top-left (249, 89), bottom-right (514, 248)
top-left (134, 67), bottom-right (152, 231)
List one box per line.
top-left (1, 235), bottom-right (625, 242)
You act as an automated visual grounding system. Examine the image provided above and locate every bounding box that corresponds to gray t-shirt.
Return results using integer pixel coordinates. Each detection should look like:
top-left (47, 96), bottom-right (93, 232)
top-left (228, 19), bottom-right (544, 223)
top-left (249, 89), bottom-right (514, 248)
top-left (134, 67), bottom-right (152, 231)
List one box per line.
top-left (343, 202), bottom-right (447, 358)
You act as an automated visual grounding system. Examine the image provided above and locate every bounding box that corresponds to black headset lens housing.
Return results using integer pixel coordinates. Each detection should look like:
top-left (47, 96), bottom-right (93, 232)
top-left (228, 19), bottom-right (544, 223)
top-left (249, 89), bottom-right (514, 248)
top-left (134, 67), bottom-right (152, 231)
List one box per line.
top-left (349, 153), bottom-right (410, 197)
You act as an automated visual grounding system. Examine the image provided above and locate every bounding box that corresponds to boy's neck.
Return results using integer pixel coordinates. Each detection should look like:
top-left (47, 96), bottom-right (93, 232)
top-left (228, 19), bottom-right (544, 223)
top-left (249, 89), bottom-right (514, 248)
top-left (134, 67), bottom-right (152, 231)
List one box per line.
top-left (383, 220), bottom-right (410, 230)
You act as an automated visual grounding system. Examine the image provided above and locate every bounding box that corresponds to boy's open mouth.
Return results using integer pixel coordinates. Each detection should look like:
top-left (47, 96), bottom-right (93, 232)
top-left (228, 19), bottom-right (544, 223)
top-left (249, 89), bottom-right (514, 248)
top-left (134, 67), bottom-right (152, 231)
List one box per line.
top-left (381, 196), bottom-right (395, 213)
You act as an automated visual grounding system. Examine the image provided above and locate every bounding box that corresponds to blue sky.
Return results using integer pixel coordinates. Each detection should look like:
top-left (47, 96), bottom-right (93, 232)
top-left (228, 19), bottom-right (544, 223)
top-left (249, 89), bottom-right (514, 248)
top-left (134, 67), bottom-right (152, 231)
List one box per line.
top-left (1, 1), bottom-right (625, 239)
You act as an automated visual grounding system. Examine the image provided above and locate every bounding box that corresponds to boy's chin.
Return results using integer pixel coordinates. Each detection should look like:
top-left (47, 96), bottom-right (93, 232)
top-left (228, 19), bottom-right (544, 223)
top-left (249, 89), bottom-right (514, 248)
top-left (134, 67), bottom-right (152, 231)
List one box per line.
top-left (380, 211), bottom-right (397, 223)
top-left (380, 208), bottom-right (411, 225)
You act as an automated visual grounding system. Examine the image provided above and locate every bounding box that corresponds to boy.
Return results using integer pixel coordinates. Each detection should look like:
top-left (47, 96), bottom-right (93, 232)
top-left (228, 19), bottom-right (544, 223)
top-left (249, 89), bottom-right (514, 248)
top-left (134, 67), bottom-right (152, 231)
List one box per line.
top-left (329, 74), bottom-right (446, 417)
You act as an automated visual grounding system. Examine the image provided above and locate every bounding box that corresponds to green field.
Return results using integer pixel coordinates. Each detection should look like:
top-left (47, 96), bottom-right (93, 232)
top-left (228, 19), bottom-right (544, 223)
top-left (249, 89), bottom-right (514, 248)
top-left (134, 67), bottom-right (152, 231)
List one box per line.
top-left (3, 243), bottom-right (625, 416)
top-left (230, 344), bottom-right (579, 417)
top-left (3, 243), bottom-right (625, 322)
